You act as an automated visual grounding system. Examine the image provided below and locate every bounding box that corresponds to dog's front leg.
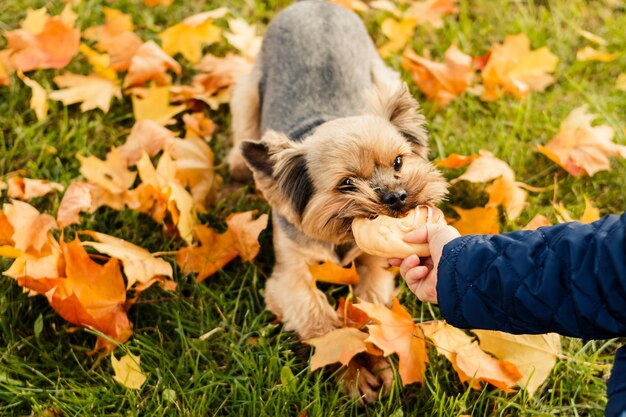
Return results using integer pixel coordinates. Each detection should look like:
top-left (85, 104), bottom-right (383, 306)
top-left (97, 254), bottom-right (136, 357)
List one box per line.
top-left (354, 254), bottom-right (395, 305)
top-left (265, 227), bottom-right (340, 340)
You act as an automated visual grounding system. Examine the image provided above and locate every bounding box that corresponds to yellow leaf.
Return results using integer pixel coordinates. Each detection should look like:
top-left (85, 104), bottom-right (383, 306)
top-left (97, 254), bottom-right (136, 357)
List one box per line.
top-left (616, 73), bottom-right (626, 92)
top-left (18, 71), bottom-right (48, 121)
top-left (224, 18), bottom-right (262, 60)
top-left (161, 13), bottom-right (223, 64)
top-left (57, 181), bottom-right (99, 228)
top-left (111, 353), bottom-right (147, 390)
top-left (473, 330), bottom-right (560, 396)
top-left (485, 177), bottom-right (527, 220)
top-left (117, 120), bottom-right (177, 166)
top-left (77, 148), bottom-right (137, 195)
top-left (576, 46), bottom-right (618, 62)
top-left (3, 200), bottom-right (57, 255)
top-left (308, 261), bottom-right (360, 285)
top-left (553, 197), bottom-right (600, 224)
top-left (0, 49), bottom-right (13, 86)
top-left (574, 28), bottom-right (608, 46)
top-left (49, 73), bottom-right (121, 113)
top-left (404, 0), bottom-right (458, 28)
top-left (123, 41), bottom-right (182, 88)
top-left (522, 214), bottom-right (551, 230)
top-left (450, 206), bottom-right (500, 235)
top-left (79, 44), bottom-right (117, 80)
top-left (132, 85), bottom-right (186, 125)
top-left (305, 328), bottom-right (379, 371)
top-left (7, 177), bottom-right (64, 200)
top-left (21, 8), bottom-right (48, 35)
top-left (378, 18), bottom-right (417, 58)
top-left (225, 211), bottom-right (269, 262)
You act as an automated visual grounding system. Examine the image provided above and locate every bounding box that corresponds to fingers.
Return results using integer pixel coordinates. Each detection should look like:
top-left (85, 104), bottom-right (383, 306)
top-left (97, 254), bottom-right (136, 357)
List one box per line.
top-left (402, 224), bottom-right (428, 244)
top-left (388, 258), bottom-right (402, 267)
top-left (405, 265), bottom-right (429, 284)
top-left (399, 254), bottom-right (420, 278)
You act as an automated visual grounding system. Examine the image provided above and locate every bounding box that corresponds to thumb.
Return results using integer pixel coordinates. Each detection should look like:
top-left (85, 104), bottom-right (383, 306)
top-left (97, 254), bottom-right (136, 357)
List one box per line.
top-left (402, 224), bottom-right (429, 244)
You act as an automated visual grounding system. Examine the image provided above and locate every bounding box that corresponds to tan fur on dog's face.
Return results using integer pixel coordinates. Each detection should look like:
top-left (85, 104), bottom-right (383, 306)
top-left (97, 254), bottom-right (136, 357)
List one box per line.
top-left (241, 83), bottom-right (448, 244)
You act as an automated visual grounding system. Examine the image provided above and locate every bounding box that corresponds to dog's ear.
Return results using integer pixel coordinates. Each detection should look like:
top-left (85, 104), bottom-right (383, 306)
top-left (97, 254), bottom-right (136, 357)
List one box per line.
top-left (367, 82), bottom-right (429, 159)
top-left (240, 130), bottom-right (294, 178)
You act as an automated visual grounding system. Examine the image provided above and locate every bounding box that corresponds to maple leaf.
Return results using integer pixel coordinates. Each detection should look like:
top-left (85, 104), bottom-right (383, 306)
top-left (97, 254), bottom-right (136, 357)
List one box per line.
top-left (378, 18), bottom-right (418, 58)
top-left (576, 46), bottom-right (618, 62)
top-left (78, 44), bottom-right (117, 80)
top-left (111, 353), bottom-right (147, 390)
top-left (7, 177), bottom-right (64, 200)
top-left (17, 71), bottom-right (48, 121)
top-left (3, 200), bottom-right (57, 255)
top-left (522, 214), bottom-right (551, 230)
top-left (176, 211), bottom-right (268, 282)
top-left (78, 148), bottom-right (137, 203)
top-left (160, 10), bottom-right (226, 64)
top-left (3, 234), bottom-right (64, 279)
top-left (7, 11), bottom-right (80, 72)
top-left (450, 206), bottom-right (500, 235)
top-left (84, 7), bottom-right (134, 43)
top-left (17, 239), bottom-right (133, 355)
top-left (96, 31), bottom-right (143, 72)
top-left (183, 112), bottom-right (215, 141)
top-left (143, 0), bottom-right (173, 7)
top-left (481, 33), bottom-right (558, 101)
top-left (116, 120), bottom-right (177, 166)
top-left (0, 212), bottom-right (14, 246)
top-left (308, 261), bottom-right (360, 285)
top-left (331, 0), bottom-right (370, 12)
top-left (421, 321), bottom-right (522, 392)
top-left (305, 328), bottom-right (382, 371)
top-left (554, 197), bottom-right (600, 224)
top-left (224, 18), bottom-right (262, 60)
top-left (336, 297), bottom-right (370, 329)
top-left (0, 49), bottom-right (14, 86)
top-left (56, 182), bottom-right (99, 228)
top-left (354, 299), bottom-right (428, 385)
top-left (404, 0), bottom-right (458, 28)
top-left (123, 41), bottom-right (182, 88)
top-left (49, 73), bottom-right (121, 113)
top-left (402, 44), bottom-right (474, 108)
top-left (436, 153), bottom-right (479, 169)
top-left (473, 330), bottom-right (560, 395)
top-left (132, 85), bottom-right (186, 125)
top-left (81, 230), bottom-right (174, 290)
top-left (537, 105), bottom-right (625, 176)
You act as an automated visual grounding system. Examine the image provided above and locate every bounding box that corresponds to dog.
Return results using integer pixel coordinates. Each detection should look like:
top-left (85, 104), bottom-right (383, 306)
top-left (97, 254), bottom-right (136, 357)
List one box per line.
top-left (228, 0), bottom-right (447, 402)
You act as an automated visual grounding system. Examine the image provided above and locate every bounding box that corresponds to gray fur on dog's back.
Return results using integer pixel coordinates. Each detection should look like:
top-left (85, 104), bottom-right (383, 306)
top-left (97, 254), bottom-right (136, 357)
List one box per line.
top-left (258, 0), bottom-right (380, 139)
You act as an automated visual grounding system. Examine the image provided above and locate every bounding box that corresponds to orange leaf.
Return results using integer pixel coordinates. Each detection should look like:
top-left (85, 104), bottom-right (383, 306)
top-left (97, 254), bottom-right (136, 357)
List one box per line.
top-left (96, 31), bottom-right (143, 72)
top-left (336, 297), bottom-right (370, 329)
top-left (176, 225), bottom-right (239, 282)
top-left (522, 214), bottom-right (551, 230)
top-left (116, 120), bottom-right (177, 166)
top-left (305, 328), bottom-right (380, 371)
top-left (17, 239), bottom-right (133, 355)
top-left (3, 200), bottom-right (57, 255)
top-left (84, 7), bottom-right (134, 44)
top-left (123, 41), bottom-right (182, 88)
top-left (183, 112), bottom-right (215, 141)
top-left (404, 0), bottom-right (458, 28)
top-left (537, 105), bottom-right (625, 176)
top-left (481, 33), bottom-right (558, 101)
top-left (576, 46), bottom-right (618, 62)
top-left (57, 182), bottom-right (99, 228)
top-left (4, 233), bottom-right (64, 279)
top-left (402, 44), bottom-right (474, 108)
top-left (354, 299), bottom-right (428, 385)
top-left (143, 0), bottom-right (173, 7)
top-left (160, 11), bottom-right (225, 64)
top-left (0, 49), bottom-right (14, 86)
top-left (0, 212), bottom-right (14, 245)
top-left (7, 177), bottom-right (64, 200)
top-left (436, 153), bottom-right (478, 169)
top-left (308, 262), bottom-right (360, 285)
top-left (224, 210), bottom-right (268, 262)
top-left (450, 206), bottom-right (500, 235)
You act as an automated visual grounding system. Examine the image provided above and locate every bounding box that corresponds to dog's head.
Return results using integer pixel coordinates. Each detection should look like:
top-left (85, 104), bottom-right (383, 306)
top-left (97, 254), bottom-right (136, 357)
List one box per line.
top-left (241, 83), bottom-right (448, 244)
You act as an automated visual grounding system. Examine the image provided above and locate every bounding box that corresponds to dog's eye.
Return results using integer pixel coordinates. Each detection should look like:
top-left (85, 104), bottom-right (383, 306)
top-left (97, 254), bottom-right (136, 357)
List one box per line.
top-left (338, 177), bottom-right (356, 192)
top-left (393, 156), bottom-right (403, 171)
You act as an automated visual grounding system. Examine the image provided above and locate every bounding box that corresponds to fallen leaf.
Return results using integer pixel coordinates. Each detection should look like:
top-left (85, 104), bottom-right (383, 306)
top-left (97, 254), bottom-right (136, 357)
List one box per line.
top-left (0, 212), bottom-right (14, 246)
top-left (4, 200), bottom-right (57, 255)
top-left (78, 148), bottom-right (137, 197)
top-left (21, 8), bottom-right (48, 34)
top-left (123, 41), bottom-right (182, 88)
top-left (481, 33), bottom-right (558, 101)
top-left (336, 297), bottom-right (370, 329)
top-left (143, 0), bottom-right (172, 7)
top-left (370, 0), bottom-right (401, 15)
top-left (17, 71), bottom-right (48, 121)
top-left (450, 206), bottom-right (500, 235)
top-left (354, 299), bottom-right (428, 385)
top-left (7, 177), bottom-right (64, 200)
top-left (617, 73), bottom-right (626, 92)
top-left (132, 85), bottom-right (186, 125)
top-left (308, 262), bottom-right (360, 285)
top-left (537, 105), bottom-right (625, 176)
top-left (378, 18), bottom-right (418, 58)
top-left (183, 112), bottom-right (215, 141)
top-left (49, 73), bottom-right (121, 113)
top-left (473, 330), bottom-right (560, 395)
top-left (96, 31), bottom-right (143, 72)
top-left (404, 0), bottom-right (458, 28)
top-left (436, 153), bottom-right (479, 169)
top-left (522, 214), bottom-right (551, 230)
top-left (57, 182), bottom-right (99, 228)
top-left (84, 7), bottom-right (134, 43)
top-left (330, 0), bottom-right (370, 12)
top-left (575, 28), bottom-right (608, 46)
top-left (78, 44), bottom-right (117, 80)
top-left (224, 211), bottom-right (269, 262)
top-left (224, 18), bottom-right (262, 60)
top-left (111, 353), bottom-right (147, 390)
top-left (81, 230), bottom-right (173, 289)
top-left (402, 44), bottom-right (474, 108)
top-left (305, 328), bottom-right (381, 371)
top-left (421, 321), bottom-right (522, 392)
top-left (116, 120), bottom-right (177, 166)
top-left (17, 239), bottom-right (133, 355)
top-left (485, 177), bottom-right (527, 220)
top-left (0, 49), bottom-right (14, 86)
top-left (160, 12), bottom-right (223, 64)
top-left (576, 46), bottom-right (618, 62)
top-left (554, 197), bottom-right (600, 224)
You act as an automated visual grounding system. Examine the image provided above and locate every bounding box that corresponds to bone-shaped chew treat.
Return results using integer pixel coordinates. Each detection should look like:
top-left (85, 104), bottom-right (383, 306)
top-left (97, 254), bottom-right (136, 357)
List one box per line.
top-left (352, 206), bottom-right (435, 258)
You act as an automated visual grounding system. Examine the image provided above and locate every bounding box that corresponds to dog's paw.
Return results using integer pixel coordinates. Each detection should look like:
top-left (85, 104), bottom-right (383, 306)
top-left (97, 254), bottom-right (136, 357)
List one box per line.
top-left (338, 353), bottom-right (394, 405)
top-left (228, 146), bottom-right (253, 182)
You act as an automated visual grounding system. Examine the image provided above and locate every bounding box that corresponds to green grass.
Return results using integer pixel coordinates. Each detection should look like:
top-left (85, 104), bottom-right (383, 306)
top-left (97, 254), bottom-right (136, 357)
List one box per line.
top-left (1, 0), bottom-right (625, 415)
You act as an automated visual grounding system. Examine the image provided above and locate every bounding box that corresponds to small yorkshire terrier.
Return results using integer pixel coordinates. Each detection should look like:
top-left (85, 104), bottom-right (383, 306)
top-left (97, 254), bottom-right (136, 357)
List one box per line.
top-left (229, 0), bottom-right (447, 402)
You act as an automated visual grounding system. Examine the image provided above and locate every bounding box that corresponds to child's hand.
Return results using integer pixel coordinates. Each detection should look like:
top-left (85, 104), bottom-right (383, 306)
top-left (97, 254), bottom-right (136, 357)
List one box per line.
top-left (389, 223), bottom-right (460, 304)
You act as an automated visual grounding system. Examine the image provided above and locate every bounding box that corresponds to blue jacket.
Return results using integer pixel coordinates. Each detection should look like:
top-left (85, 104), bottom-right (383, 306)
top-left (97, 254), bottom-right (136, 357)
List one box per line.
top-left (437, 212), bottom-right (626, 417)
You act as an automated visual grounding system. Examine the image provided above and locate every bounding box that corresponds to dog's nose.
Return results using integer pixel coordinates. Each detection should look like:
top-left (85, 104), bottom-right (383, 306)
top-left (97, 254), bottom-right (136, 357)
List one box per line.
top-left (381, 190), bottom-right (407, 211)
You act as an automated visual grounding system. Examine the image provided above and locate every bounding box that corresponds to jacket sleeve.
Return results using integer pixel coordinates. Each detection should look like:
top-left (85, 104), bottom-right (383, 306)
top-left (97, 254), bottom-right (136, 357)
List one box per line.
top-left (436, 212), bottom-right (626, 339)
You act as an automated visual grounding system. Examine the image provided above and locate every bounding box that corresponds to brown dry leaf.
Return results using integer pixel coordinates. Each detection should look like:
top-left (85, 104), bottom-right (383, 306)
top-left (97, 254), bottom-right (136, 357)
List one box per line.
top-left (354, 299), bottom-right (428, 385)
top-left (183, 112), bottom-right (215, 141)
top-left (0, 49), bottom-right (14, 86)
top-left (421, 321), bottom-right (522, 392)
top-left (4, 200), bottom-right (57, 255)
top-left (97, 31), bottom-right (143, 72)
top-left (123, 41), bottom-right (182, 88)
top-left (132, 85), bottom-right (186, 125)
top-left (402, 44), bottom-right (474, 108)
top-left (336, 297), bottom-right (370, 329)
top-left (17, 71), bottom-right (48, 121)
top-left (224, 18), bottom-right (262, 60)
top-left (522, 214), bottom-right (551, 230)
top-left (473, 330), bottom-right (560, 396)
top-left (116, 120), bottom-right (177, 166)
top-left (81, 230), bottom-right (174, 289)
top-left (49, 73), bottom-right (121, 113)
top-left (111, 353), bottom-right (147, 390)
top-left (57, 181), bottom-right (99, 228)
top-left (436, 153), bottom-right (479, 169)
top-left (7, 177), bottom-right (64, 200)
top-left (404, 0), bottom-right (458, 28)
top-left (17, 239), bottom-right (133, 355)
top-left (308, 261), bottom-right (360, 285)
top-left (224, 211), bottom-right (269, 262)
top-left (160, 11), bottom-right (224, 64)
top-left (7, 11), bottom-right (80, 72)
top-left (554, 197), bottom-right (600, 224)
top-left (481, 33), bottom-right (558, 101)
top-left (450, 206), bottom-right (500, 235)
top-left (576, 46), bottom-right (618, 62)
top-left (305, 328), bottom-right (381, 371)
top-left (537, 105), bottom-right (625, 177)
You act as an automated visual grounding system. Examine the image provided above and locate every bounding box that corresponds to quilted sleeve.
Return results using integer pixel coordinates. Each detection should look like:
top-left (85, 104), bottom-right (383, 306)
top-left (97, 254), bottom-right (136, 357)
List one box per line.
top-left (436, 212), bottom-right (626, 339)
